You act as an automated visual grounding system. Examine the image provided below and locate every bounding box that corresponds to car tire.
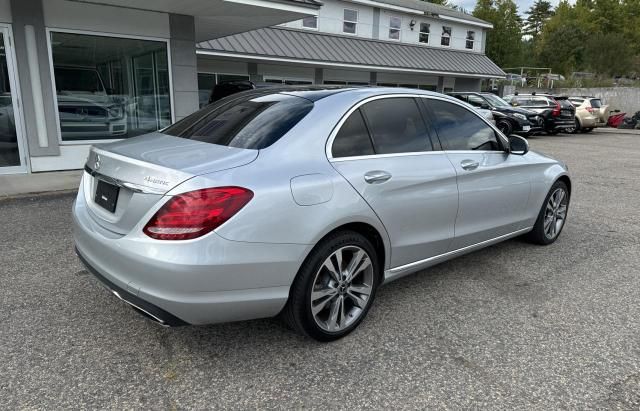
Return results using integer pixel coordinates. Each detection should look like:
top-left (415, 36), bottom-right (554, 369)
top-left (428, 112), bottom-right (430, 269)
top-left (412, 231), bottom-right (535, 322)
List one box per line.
top-left (496, 119), bottom-right (513, 136)
top-left (568, 118), bottom-right (580, 134)
top-left (526, 180), bottom-right (570, 245)
top-left (282, 231), bottom-right (381, 341)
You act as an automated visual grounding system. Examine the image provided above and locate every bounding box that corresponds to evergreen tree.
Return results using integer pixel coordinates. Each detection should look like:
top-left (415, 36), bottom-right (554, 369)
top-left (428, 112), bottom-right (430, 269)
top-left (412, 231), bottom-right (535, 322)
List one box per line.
top-left (524, 0), bottom-right (554, 38)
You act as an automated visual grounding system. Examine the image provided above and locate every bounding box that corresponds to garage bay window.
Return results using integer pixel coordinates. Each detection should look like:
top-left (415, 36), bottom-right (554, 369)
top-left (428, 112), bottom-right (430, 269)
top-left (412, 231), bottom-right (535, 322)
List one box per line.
top-left (49, 31), bottom-right (172, 142)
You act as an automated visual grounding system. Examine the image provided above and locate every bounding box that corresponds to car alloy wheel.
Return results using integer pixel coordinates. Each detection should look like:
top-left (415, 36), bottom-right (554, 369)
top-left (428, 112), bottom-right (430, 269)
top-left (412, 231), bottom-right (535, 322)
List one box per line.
top-left (310, 246), bottom-right (374, 332)
top-left (543, 187), bottom-right (568, 240)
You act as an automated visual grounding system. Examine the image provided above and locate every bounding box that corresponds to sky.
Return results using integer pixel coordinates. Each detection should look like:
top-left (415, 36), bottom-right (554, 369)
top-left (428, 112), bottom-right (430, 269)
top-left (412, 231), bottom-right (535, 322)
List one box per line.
top-left (449, 0), bottom-right (572, 16)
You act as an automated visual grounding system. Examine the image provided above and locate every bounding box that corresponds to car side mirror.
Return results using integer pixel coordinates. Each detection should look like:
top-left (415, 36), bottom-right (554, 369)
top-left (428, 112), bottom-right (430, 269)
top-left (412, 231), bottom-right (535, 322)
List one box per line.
top-left (509, 135), bottom-right (529, 155)
top-left (480, 103), bottom-right (490, 110)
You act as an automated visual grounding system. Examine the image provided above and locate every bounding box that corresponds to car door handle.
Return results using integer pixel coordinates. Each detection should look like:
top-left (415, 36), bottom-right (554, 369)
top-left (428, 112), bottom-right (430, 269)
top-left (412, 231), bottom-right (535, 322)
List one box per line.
top-left (364, 170), bottom-right (392, 184)
top-left (460, 159), bottom-right (480, 171)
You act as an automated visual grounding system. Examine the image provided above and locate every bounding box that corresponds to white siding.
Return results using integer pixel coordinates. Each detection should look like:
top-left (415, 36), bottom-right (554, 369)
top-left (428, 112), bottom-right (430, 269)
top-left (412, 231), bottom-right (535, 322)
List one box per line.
top-left (282, 0), bottom-right (486, 53)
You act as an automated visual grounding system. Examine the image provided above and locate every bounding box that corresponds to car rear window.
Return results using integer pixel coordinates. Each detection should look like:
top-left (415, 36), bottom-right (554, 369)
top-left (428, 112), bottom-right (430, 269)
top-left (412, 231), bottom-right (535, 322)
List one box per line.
top-left (162, 93), bottom-right (313, 149)
top-left (590, 99), bottom-right (602, 108)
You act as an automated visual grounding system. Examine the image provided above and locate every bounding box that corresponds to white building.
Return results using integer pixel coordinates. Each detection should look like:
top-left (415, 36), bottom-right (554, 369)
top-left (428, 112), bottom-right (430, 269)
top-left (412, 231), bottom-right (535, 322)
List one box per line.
top-left (0, 0), bottom-right (319, 174)
top-left (196, 0), bottom-right (504, 107)
top-left (0, 0), bottom-right (502, 175)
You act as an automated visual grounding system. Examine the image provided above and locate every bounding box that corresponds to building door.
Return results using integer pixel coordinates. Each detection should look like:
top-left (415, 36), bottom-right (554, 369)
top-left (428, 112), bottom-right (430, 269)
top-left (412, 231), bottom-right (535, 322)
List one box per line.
top-left (0, 26), bottom-right (27, 174)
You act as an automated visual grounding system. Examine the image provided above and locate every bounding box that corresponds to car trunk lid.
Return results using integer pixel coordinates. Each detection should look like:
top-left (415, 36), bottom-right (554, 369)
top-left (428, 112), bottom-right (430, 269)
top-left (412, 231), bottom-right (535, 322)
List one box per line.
top-left (83, 132), bottom-right (258, 235)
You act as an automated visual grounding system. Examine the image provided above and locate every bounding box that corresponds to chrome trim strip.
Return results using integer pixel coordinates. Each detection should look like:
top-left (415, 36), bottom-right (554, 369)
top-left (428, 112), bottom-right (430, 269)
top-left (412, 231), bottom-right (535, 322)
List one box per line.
top-left (325, 93), bottom-right (509, 162)
top-left (385, 227), bottom-right (532, 277)
top-left (84, 165), bottom-right (166, 195)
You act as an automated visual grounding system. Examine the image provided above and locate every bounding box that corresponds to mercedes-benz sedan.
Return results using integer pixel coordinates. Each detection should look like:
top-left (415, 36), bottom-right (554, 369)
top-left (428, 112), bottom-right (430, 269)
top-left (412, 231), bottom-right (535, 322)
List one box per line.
top-left (73, 87), bottom-right (571, 341)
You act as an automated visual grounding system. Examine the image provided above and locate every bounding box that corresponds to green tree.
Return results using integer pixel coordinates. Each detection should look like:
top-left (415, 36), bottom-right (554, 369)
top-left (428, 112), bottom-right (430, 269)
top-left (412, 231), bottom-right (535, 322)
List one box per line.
top-left (523, 0), bottom-right (554, 38)
top-left (473, 0), bottom-right (524, 67)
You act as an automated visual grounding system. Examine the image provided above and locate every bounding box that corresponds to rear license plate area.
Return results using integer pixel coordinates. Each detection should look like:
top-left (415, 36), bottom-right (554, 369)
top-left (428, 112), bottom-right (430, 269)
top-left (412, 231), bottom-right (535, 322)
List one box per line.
top-left (95, 179), bottom-right (120, 213)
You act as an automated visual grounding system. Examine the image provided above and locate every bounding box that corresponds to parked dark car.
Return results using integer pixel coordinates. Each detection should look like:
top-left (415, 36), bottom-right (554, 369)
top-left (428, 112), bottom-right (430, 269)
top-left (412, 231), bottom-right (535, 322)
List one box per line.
top-left (503, 93), bottom-right (576, 135)
top-left (208, 80), bottom-right (281, 104)
top-left (448, 92), bottom-right (543, 136)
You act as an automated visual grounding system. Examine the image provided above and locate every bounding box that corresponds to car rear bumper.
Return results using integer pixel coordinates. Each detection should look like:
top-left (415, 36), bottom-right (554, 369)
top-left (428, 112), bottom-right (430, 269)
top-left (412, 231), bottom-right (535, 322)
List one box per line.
top-left (72, 189), bottom-right (310, 325)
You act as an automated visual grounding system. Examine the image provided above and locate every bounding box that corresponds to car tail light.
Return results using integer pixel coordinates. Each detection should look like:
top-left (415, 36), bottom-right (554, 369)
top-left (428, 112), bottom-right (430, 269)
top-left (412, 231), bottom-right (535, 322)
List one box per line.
top-left (551, 101), bottom-right (561, 117)
top-left (143, 187), bottom-right (253, 240)
top-left (586, 107), bottom-right (594, 113)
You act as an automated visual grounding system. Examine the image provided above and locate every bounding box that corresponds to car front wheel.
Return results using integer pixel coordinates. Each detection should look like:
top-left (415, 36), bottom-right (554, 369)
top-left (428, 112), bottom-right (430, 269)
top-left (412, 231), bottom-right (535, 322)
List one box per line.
top-left (496, 119), bottom-right (513, 136)
top-left (283, 231), bottom-right (380, 341)
top-left (526, 180), bottom-right (570, 245)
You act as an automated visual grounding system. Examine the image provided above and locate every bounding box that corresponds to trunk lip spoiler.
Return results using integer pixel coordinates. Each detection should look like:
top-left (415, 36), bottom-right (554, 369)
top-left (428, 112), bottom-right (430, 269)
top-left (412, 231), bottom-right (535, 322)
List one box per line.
top-left (84, 165), bottom-right (167, 195)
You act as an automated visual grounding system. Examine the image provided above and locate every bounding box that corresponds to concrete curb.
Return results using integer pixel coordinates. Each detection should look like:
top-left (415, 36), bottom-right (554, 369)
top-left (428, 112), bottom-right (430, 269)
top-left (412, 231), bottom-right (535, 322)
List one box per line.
top-left (0, 170), bottom-right (82, 198)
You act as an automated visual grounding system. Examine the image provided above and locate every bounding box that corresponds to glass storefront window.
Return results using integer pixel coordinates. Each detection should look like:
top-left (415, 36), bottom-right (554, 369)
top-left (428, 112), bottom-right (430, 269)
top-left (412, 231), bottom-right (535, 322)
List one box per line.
top-left (0, 32), bottom-right (20, 168)
top-left (50, 32), bottom-right (171, 141)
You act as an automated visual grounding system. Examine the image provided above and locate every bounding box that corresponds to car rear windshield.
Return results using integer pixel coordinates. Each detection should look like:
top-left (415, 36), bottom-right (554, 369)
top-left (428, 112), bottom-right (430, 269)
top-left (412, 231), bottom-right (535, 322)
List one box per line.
top-left (590, 99), bottom-right (602, 108)
top-left (162, 92), bottom-right (313, 149)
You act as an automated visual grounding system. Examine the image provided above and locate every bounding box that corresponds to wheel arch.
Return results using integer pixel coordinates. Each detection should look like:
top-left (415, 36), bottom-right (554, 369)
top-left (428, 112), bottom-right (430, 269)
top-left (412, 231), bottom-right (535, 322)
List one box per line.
top-left (306, 222), bottom-right (388, 283)
top-left (556, 174), bottom-right (572, 196)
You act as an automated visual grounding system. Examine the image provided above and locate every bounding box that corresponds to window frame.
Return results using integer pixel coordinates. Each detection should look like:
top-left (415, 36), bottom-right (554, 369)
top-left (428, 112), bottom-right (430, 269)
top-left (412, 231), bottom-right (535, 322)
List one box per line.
top-left (388, 16), bottom-right (402, 40)
top-left (440, 26), bottom-right (452, 47)
top-left (465, 30), bottom-right (475, 49)
top-left (45, 27), bottom-right (174, 146)
top-left (343, 9), bottom-right (359, 35)
top-left (301, 15), bottom-right (318, 30)
top-left (327, 94), bottom-right (506, 161)
top-left (418, 22), bottom-right (430, 44)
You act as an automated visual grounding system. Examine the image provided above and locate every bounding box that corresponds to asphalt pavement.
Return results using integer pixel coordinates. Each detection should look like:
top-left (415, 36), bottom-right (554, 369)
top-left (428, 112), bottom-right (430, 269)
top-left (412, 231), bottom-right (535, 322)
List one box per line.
top-left (1, 130), bottom-right (639, 409)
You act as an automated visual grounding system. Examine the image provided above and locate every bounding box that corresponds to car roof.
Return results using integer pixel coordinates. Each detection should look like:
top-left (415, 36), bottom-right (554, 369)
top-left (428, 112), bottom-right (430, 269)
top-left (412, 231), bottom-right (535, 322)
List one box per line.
top-left (220, 85), bottom-right (455, 103)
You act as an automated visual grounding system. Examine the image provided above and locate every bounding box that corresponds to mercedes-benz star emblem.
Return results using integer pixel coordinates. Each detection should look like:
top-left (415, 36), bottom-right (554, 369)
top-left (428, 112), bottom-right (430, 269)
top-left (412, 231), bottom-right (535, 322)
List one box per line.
top-left (94, 154), bottom-right (101, 170)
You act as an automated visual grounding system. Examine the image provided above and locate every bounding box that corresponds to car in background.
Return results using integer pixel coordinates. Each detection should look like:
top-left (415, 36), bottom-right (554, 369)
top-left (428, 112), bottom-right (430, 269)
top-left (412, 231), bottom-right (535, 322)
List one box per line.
top-left (54, 66), bottom-right (127, 140)
top-left (503, 93), bottom-right (576, 135)
top-left (568, 97), bottom-right (608, 133)
top-left (448, 92), bottom-right (542, 136)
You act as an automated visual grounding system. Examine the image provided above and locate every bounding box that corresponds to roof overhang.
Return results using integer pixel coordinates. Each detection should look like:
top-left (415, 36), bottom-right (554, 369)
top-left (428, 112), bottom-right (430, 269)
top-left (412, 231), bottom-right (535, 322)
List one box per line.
top-left (438, 14), bottom-right (493, 29)
top-left (197, 49), bottom-right (505, 79)
top-left (72, 0), bottom-right (320, 41)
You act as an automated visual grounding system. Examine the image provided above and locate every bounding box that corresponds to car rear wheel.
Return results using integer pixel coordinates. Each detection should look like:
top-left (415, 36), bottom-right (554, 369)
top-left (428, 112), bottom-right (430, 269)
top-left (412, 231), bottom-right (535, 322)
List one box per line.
top-left (526, 180), bottom-right (570, 245)
top-left (282, 231), bottom-right (380, 341)
top-left (496, 119), bottom-right (513, 136)
top-left (567, 118), bottom-right (580, 134)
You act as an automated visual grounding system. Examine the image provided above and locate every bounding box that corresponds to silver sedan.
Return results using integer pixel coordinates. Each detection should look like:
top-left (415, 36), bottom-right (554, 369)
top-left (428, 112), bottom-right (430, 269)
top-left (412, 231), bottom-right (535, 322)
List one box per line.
top-left (73, 87), bottom-right (571, 341)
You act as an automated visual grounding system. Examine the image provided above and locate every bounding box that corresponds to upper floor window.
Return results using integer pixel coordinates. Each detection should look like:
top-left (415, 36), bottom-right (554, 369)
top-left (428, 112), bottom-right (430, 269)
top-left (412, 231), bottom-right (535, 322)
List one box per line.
top-left (441, 26), bottom-right (452, 46)
top-left (419, 23), bottom-right (430, 44)
top-left (466, 30), bottom-right (475, 49)
top-left (389, 16), bottom-right (401, 40)
top-left (302, 16), bottom-right (318, 29)
top-left (343, 9), bottom-right (358, 34)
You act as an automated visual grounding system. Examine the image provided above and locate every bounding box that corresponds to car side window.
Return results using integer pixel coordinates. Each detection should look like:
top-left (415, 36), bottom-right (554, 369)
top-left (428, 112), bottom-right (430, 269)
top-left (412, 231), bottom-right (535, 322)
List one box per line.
top-left (360, 98), bottom-right (432, 154)
top-left (428, 99), bottom-right (502, 151)
top-left (466, 94), bottom-right (486, 108)
top-left (331, 109), bottom-right (375, 158)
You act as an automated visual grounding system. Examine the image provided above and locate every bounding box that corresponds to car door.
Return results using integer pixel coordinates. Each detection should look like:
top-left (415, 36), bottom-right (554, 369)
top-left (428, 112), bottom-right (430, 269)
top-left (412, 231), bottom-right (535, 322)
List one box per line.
top-left (424, 98), bottom-right (532, 249)
top-left (329, 96), bottom-right (459, 268)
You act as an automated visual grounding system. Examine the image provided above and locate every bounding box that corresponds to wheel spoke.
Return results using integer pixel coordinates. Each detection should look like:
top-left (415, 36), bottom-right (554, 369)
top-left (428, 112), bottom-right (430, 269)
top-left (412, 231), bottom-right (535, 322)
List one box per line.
top-left (346, 290), bottom-right (368, 309)
top-left (311, 287), bottom-right (337, 303)
top-left (556, 204), bottom-right (567, 219)
top-left (311, 292), bottom-right (336, 316)
top-left (327, 296), bottom-right (342, 331)
top-left (557, 189), bottom-right (566, 206)
top-left (322, 260), bottom-right (340, 282)
top-left (348, 284), bottom-right (371, 297)
top-left (338, 296), bottom-right (346, 329)
top-left (345, 250), bottom-right (370, 282)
